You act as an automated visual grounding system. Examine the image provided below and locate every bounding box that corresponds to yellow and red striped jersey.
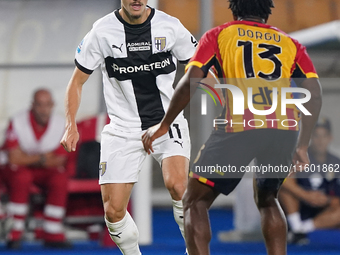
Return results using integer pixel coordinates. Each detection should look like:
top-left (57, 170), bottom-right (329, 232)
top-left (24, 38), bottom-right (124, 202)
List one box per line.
top-left (187, 20), bottom-right (318, 132)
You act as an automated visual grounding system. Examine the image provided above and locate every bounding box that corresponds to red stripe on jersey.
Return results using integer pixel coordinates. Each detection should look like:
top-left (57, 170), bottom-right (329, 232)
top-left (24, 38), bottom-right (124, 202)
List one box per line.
top-left (187, 23), bottom-right (232, 77)
top-left (264, 106), bottom-right (278, 129)
top-left (286, 108), bottom-right (297, 131)
top-left (189, 171), bottom-right (215, 187)
top-left (205, 179), bottom-right (215, 187)
top-left (243, 109), bottom-right (255, 131)
top-left (225, 97), bottom-right (233, 133)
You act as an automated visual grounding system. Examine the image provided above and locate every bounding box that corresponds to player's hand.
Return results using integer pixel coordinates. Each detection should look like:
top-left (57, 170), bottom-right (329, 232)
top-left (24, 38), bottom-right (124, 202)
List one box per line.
top-left (303, 190), bottom-right (330, 208)
top-left (142, 123), bottom-right (169, 154)
top-left (292, 146), bottom-right (310, 171)
top-left (60, 126), bottom-right (79, 152)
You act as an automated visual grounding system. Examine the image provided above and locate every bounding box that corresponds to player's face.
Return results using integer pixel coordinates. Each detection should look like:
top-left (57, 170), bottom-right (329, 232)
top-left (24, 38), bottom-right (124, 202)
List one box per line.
top-left (31, 91), bottom-right (54, 126)
top-left (120, 0), bottom-right (149, 24)
top-left (310, 127), bottom-right (332, 155)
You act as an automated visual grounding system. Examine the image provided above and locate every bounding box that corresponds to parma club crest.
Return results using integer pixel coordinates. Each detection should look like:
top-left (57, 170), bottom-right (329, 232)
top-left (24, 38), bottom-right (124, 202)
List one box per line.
top-left (155, 37), bottom-right (166, 51)
top-left (100, 162), bottom-right (107, 176)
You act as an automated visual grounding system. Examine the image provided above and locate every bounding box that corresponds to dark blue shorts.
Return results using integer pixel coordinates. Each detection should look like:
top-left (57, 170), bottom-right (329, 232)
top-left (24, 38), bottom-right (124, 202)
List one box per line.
top-left (190, 128), bottom-right (298, 195)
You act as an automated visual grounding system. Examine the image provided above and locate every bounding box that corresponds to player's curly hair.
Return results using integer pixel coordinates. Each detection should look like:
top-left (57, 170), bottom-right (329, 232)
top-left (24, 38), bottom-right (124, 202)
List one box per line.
top-left (228, 0), bottom-right (274, 20)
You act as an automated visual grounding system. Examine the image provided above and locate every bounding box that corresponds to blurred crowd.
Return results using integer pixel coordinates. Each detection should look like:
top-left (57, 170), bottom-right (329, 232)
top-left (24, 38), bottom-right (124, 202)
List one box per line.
top-left (0, 88), bottom-right (108, 249)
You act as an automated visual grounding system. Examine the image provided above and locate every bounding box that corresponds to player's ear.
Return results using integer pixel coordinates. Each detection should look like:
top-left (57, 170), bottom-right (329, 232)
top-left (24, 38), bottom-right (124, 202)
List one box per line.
top-left (233, 15), bottom-right (238, 21)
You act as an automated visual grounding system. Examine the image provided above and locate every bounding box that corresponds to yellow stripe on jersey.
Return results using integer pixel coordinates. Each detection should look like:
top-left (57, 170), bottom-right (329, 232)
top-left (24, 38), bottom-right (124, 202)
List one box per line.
top-left (295, 63), bottom-right (319, 79)
top-left (185, 61), bottom-right (203, 72)
top-left (305, 72), bottom-right (319, 78)
top-left (185, 54), bottom-right (217, 74)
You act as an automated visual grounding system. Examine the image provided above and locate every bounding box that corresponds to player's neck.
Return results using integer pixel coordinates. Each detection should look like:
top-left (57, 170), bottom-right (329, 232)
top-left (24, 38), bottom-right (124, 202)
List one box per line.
top-left (238, 16), bottom-right (266, 24)
top-left (119, 6), bottom-right (151, 25)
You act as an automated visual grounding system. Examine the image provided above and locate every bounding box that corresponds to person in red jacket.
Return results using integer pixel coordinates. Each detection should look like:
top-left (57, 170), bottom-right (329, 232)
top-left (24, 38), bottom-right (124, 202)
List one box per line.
top-left (2, 89), bottom-right (71, 249)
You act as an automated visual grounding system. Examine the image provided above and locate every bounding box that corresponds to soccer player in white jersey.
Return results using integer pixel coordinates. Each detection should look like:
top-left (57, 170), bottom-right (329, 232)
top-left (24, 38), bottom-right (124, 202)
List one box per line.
top-left (60, 0), bottom-right (197, 254)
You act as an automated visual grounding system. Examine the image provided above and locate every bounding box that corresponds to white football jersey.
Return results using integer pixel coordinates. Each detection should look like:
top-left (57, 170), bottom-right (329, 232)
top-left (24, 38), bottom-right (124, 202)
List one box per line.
top-left (75, 7), bottom-right (197, 132)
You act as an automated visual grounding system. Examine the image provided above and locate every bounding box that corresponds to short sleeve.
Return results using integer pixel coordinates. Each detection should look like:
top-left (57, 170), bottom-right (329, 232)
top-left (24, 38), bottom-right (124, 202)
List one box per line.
top-left (291, 40), bottom-right (318, 80)
top-left (185, 29), bottom-right (219, 77)
top-left (75, 28), bottom-right (103, 75)
top-left (171, 20), bottom-right (197, 63)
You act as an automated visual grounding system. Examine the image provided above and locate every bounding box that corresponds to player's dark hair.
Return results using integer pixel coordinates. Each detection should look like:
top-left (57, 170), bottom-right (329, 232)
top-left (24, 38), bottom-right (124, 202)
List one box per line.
top-left (228, 0), bottom-right (274, 20)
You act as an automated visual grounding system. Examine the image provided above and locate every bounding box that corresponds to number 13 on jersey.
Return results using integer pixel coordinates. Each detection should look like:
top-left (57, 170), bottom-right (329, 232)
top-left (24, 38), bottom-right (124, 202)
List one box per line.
top-left (237, 40), bottom-right (283, 80)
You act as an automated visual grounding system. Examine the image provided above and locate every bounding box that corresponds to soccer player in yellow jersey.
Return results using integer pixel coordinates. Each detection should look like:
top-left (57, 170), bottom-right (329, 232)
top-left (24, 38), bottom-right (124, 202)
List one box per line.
top-left (142, 0), bottom-right (322, 254)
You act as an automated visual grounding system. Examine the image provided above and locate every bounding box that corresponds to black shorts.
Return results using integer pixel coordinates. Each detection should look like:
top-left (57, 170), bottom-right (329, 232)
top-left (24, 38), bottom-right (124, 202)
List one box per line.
top-left (190, 128), bottom-right (298, 196)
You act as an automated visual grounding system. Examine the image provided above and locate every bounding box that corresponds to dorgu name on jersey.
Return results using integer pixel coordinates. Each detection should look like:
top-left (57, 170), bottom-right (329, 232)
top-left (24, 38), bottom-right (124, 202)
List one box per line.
top-left (111, 57), bottom-right (172, 74)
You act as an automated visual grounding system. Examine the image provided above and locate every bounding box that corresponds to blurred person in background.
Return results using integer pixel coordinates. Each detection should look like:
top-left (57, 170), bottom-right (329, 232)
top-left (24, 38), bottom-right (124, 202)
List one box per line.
top-left (2, 89), bottom-right (71, 249)
top-left (0, 147), bottom-right (7, 234)
top-left (280, 118), bottom-right (340, 245)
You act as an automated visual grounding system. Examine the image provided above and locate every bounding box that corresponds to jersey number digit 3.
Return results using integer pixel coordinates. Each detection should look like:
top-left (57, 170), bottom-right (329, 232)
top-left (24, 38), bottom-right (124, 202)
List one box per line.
top-left (237, 40), bottom-right (282, 80)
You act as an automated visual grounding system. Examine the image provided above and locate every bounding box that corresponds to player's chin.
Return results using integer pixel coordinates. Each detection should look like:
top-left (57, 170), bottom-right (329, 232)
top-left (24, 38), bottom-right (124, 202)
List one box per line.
top-left (130, 13), bottom-right (142, 20)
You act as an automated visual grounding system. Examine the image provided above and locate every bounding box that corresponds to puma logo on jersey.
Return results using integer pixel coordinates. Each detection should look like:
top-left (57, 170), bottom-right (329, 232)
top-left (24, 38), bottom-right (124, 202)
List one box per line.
top-left (112, 43), bottom-right (123, 53)
top-left (110, 232), bottom-right (122, 238)
top-left (174, 140), bottom-right (183, 148)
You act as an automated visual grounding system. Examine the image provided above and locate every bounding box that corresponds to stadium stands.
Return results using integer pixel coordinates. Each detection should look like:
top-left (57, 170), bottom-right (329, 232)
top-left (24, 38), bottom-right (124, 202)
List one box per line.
top-left (159, 0), bottom-right (340, 34)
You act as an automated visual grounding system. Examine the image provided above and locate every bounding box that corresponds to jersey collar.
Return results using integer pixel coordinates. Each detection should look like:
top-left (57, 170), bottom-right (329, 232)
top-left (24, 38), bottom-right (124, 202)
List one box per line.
top-left (231, 20), bottom-right (271, 29)
top-left (115, 6), bottom-right (155, 29)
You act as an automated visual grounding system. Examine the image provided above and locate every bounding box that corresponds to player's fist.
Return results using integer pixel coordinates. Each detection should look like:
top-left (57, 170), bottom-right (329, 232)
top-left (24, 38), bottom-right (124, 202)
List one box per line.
top-left (60, 125), bottom-right (79, 153)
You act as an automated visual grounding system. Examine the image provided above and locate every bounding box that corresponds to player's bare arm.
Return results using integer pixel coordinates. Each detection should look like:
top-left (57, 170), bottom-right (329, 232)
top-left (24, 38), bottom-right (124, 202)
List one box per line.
top-left (292, 78), bottom-right (322, 169)
top-left (60, 67), bottom-right (90, 152)
top-left (142, 66), bottom-right (204, 153)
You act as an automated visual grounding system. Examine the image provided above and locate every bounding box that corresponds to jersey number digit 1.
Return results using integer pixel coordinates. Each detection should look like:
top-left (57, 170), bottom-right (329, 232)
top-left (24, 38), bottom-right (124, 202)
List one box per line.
top-left (168, 124), bottom-right (182, 139)
top-left (237, 40), bottom-right (282, 80)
